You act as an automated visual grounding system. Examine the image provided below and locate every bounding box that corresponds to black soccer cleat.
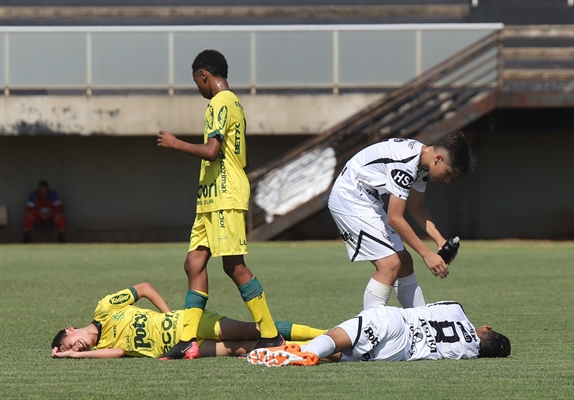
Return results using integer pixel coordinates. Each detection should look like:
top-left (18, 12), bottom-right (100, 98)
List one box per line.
top-left (253, 334), bottom-right (285, 350)
top-left (158, 338), bottom-right (200, 360)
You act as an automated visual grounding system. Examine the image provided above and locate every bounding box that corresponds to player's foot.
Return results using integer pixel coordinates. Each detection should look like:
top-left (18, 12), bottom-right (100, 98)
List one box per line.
top-left (252, 350), bottom-right (319, 367)
top-left (246, 343), bottom-right (301, 364)
top-left (158, 338), bottom-right (200, 360)
top-left (252, 334), bottom-right (285, 349)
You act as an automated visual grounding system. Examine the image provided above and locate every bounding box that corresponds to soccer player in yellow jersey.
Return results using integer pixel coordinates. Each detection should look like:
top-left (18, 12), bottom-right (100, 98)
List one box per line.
top-left (157, 50), bottom-right (282, 360)
top-left (51, 282), bottom-right (326, 359)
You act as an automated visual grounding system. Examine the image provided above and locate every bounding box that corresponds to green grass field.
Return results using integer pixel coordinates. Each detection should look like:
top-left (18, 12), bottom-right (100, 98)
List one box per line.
top-left (0, 240), bottom-right (572, 399)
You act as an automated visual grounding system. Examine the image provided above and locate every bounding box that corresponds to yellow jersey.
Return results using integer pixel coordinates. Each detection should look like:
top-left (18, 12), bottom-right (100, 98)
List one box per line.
top-left (91, 287), bottom-right (224, 358)
top-left (92, 287), bottom-right (184, 357)
top-left (197, 90), bottom-right (249, 213)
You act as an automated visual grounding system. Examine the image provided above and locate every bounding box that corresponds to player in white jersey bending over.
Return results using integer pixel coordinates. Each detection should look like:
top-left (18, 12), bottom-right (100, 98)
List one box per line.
top-left (328, 131), bottom-right (476, 310)
top-left (247, 301), bottom-right (511, 366)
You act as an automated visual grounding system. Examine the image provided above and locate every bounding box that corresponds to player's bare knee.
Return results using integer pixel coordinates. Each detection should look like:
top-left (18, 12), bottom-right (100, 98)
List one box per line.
top-left (397, 250), bottom-right (414, 276)
top-left (373, 254), bottom-right (402, 275)
top-left (183, 256), bottom-right (194, 276)
top-left (222, 255), bottom-right (248, 276)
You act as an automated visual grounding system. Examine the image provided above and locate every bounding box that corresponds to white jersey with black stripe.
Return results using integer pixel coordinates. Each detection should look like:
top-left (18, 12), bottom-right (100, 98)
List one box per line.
top-left (339, 302), bottom-right (480, 362)
top-left (400, 301), bottom-right (480, 361)
top-left (328, 138), bottom-right (429, 216)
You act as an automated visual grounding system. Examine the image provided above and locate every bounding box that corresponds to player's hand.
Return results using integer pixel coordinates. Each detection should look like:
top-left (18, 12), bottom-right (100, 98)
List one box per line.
top-left (423, 252), bottom-right (449, 279)
top-left (52, 346), bottom-right (76, 358)
top-left (157, 130), bottom-right (177, 148)
top-left (438, 240), bottom-right (458, 265)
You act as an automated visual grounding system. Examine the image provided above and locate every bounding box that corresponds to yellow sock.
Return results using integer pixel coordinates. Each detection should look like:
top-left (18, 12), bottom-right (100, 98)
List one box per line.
top-left (180, 290), bottom-right (208, 342)
top-left (286, 340), bottom-right (311, 347)
top-left (245, 291), bottom-right (278, 339)
top-left (239, 277), bottom-right (278, 339)
top-left (291, 324), bottom-right (328, 341)
top-left (181, 308), bottom-right (203, 341)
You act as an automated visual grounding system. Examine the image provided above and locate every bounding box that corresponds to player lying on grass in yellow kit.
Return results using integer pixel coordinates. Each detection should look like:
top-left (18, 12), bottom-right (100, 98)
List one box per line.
top-left (51, 282), bottom-right (325, 359)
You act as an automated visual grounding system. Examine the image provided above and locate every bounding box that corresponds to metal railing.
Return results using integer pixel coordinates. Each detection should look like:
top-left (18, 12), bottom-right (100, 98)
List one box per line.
top-left (247, 29), bottom-right (503, 240)
top-left (0, 24), bottom-right (502, 95)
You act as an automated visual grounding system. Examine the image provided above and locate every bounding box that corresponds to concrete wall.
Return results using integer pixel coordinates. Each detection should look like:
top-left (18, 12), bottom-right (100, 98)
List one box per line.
top-left (426, 108), bottom-right (574, 240)
top-left (0, 108), bottom-right (572, 243)
top-left (0, 134), bottom-right (313, 242)
top-left (0, 94), bottom-right (381, 135)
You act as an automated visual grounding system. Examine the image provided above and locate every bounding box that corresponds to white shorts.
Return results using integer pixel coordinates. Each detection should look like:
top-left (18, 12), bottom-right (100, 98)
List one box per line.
top-left (338, 306), bottom-right (410, 362)
top-left (329, 208), bottom-right (404, 262)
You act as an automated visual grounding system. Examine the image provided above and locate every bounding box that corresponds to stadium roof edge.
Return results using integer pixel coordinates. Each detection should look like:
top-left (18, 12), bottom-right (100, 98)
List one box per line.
top-left (0, 23), bottom-right (505, 33)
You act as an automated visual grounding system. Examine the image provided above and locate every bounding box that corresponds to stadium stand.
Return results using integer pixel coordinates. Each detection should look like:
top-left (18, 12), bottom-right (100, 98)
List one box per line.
top-left (1, 0), bottom-right (572, 26)
top-left (0, 1), bottom-right (471, 26)
top-left (0, 0), bottom-right (572, 242)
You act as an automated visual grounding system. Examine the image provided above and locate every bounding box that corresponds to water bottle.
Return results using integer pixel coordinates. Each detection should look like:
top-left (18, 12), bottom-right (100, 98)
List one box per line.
top-left (437, 236), bottom-right (460, 264)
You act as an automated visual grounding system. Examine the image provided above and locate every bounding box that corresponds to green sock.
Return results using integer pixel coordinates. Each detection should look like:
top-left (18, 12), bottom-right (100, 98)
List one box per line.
top-left (275, 321), bottom-right (293, 340)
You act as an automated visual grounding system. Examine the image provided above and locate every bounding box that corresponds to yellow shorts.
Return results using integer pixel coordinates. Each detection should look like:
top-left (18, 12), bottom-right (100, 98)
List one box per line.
top-left (196, 310), bottom-right (225, 346)
top-left (189, 210), bottom-right (248, 257)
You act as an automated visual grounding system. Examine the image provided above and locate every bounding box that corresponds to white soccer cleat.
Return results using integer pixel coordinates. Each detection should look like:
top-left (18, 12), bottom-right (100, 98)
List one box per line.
top-left (246, 343), bottom-right (302, 365)
top-left (247, 348), bottom-right (270, 365)
top-left (247, 349), bottom-right (318, 367)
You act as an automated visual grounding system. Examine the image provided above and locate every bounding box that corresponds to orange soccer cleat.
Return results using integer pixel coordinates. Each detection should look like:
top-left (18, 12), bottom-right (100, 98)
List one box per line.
top-left (246, 343), bottom-right (301, 365)
top-left (260, 350), bottom-right (319, 367)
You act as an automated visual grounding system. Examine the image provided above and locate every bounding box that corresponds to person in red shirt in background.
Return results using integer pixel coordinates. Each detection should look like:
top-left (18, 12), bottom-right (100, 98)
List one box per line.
top-left (23, 180), bottom-right (66, 243)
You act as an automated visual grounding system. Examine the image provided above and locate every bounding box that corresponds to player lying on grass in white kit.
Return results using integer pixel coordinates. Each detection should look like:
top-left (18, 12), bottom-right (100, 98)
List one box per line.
top-left (247, 301), bottom-right (510, 366)
top-left (51, 282), bottom-right (325, 359)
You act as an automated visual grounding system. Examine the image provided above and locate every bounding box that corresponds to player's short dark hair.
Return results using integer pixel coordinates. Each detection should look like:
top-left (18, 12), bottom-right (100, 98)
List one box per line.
top-left (433, 131), bottom-right (476, 177)
top-left (192, 50), bottom-right (228, 79)
top-left (478, 329), bottom-right (511, 358)
top-left (38, 180), bottom-right (49, 188)
top-left (51, 329), bottom-right (67, 350)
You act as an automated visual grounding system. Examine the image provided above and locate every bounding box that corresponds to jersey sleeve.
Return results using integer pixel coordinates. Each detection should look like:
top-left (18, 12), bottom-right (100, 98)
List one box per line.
top-left (93, 287), bottom-right (139, 321)
top-left (206, 95), bottom-right (229, 141)
top-left (410, 172), bottom-right (428, 193)
top-left (386, 163), bottom-right (416, 200)
top-left (26, 192), bottom-right (36, 206)
top-left (26, 192), bottom-right (38, 214)
top-left (49, 191), bottom-right (63, 205)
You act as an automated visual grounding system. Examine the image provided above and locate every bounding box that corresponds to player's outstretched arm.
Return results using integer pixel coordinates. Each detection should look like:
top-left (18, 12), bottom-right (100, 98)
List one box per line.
top-left (157, 130), bottom-right (222, 162)
top-left (52, 347), bottom-right (125, 359)
top-left (132, 282), bottom-right (170, 313)
top-left (387, 194), bottom-right (448, 279)
top-left (406, 189), bottom-right (448, 250)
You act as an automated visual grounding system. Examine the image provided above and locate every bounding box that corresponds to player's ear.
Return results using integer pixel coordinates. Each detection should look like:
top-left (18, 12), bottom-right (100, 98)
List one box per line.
top-left (479, 325), bottom-right (492, 331)
top-left (65, 326), bottom-right (74, 333)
